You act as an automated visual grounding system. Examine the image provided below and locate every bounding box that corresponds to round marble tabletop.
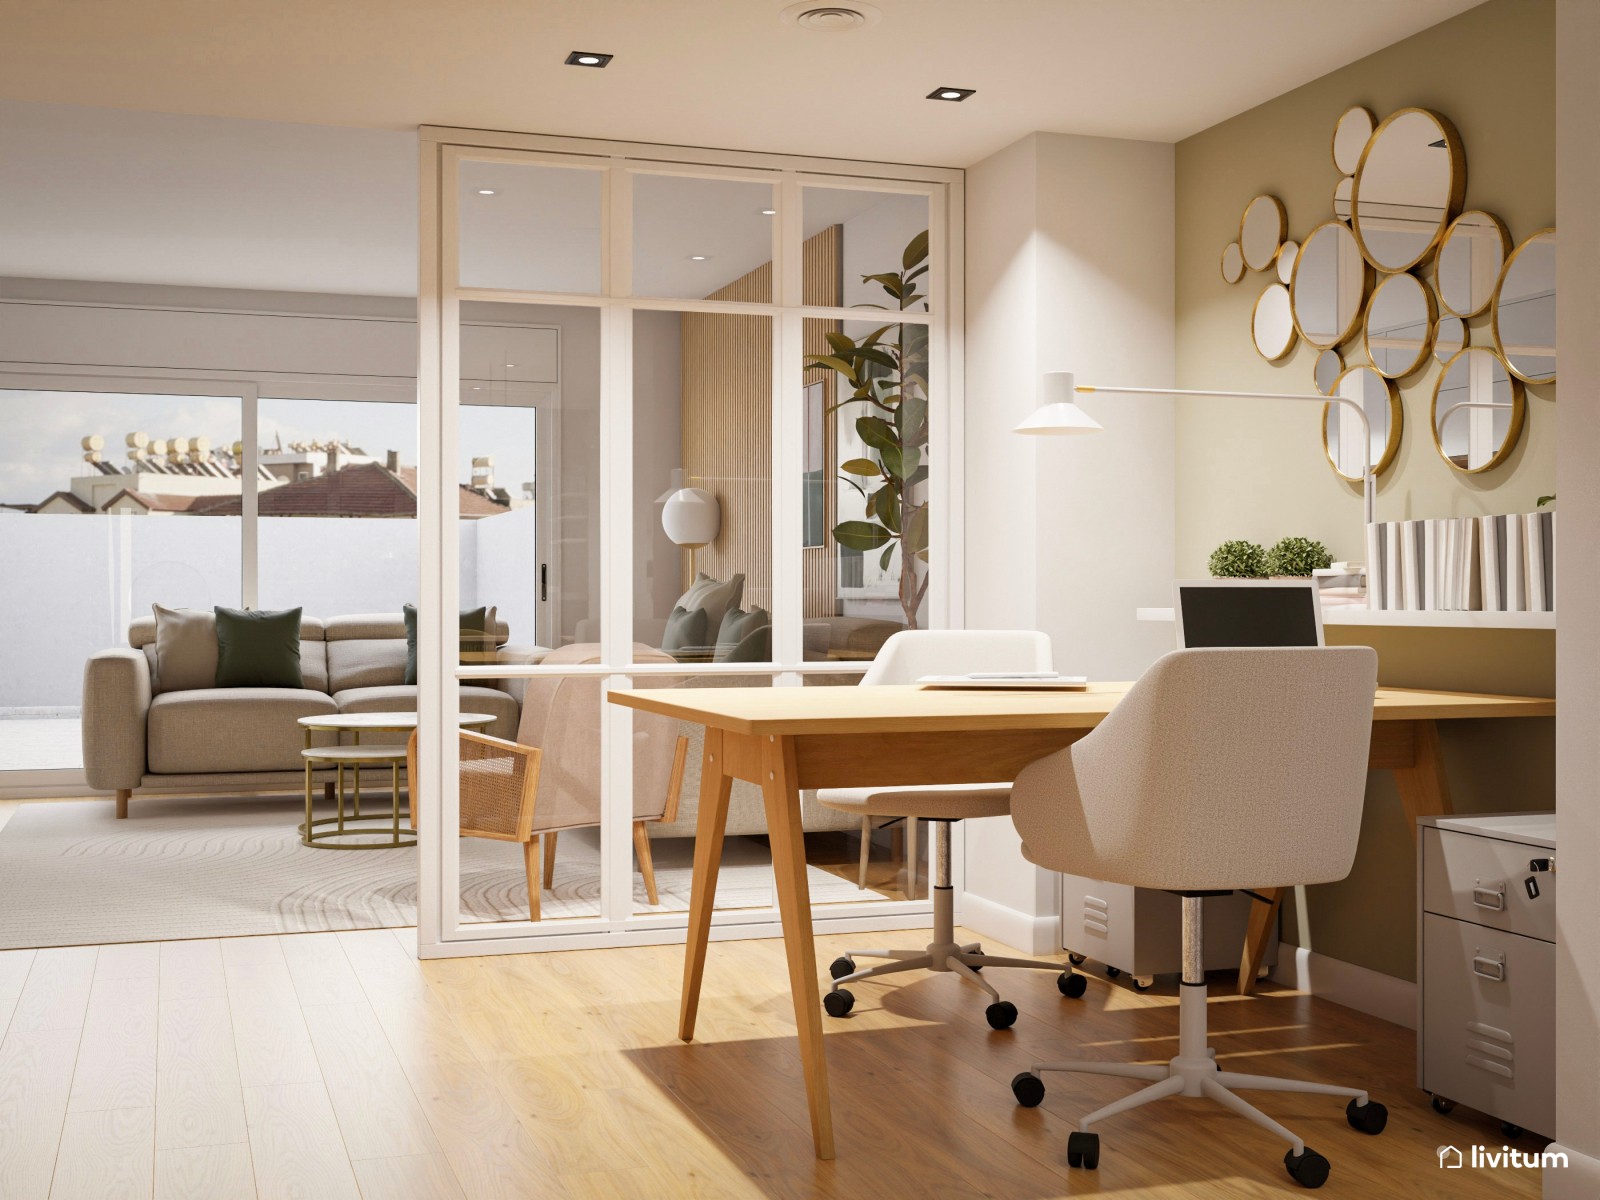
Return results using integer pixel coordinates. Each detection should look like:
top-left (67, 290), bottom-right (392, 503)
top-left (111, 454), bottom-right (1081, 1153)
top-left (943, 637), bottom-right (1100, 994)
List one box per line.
top-left (297, 711), bottom-right (496, 731)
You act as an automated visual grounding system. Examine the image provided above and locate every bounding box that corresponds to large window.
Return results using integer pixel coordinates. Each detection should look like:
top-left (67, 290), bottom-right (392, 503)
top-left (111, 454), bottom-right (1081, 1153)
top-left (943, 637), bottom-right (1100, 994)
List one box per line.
top-left (418, 135), bottom-right (960, 952)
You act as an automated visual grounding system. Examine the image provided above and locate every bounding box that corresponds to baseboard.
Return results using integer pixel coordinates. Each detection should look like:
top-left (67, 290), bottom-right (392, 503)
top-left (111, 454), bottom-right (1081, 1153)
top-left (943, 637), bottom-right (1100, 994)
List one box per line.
top-left (958, 890), bottom-right (1062, 956)
top-left (1543, 1143), bottom-right (1600, 1197)
top-left (1269, 943), bottom-right (1417, 1029)
top-left (0, 769), bottom-right (89, 800)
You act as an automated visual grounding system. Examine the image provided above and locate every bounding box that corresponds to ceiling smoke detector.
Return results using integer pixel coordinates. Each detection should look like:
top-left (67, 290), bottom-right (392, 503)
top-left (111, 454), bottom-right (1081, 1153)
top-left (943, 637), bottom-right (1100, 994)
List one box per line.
top-left (780, 2), bottom-right (881, 32)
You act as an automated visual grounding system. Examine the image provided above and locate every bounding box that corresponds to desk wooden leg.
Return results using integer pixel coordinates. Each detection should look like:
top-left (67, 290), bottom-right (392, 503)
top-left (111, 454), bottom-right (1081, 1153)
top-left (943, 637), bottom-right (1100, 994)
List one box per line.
top-left (1392, 719), bottom-right (1454, 840)
top-left (759, 733), bottom-right (835, 1161)
top-left (1237, 888), bottom-right (1283, 996)
top-left (679, 729), bottom-right (733, 1044)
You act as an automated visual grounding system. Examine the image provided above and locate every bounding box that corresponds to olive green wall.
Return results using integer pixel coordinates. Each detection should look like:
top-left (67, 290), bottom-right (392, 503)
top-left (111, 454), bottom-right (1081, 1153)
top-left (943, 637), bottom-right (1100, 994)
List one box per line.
top-left (1174, 0), bottom-right (1557, 984)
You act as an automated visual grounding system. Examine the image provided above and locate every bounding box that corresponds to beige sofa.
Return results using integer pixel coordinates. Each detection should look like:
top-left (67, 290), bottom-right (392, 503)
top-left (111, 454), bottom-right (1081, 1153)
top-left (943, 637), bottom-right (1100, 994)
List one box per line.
top-left (83, 613), bottom-right (540, 817)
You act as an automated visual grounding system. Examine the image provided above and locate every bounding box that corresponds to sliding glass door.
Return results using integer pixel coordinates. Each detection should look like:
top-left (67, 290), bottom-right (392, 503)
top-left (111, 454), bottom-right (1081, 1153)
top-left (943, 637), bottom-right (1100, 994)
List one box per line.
top-left (417, 130), bottom-right (963, 955)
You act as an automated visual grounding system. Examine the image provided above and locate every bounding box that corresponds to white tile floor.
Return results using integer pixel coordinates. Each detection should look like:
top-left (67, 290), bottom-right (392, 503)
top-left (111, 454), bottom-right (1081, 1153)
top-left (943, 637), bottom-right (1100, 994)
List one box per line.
top-left (0, 718), bottom-right (82, 771)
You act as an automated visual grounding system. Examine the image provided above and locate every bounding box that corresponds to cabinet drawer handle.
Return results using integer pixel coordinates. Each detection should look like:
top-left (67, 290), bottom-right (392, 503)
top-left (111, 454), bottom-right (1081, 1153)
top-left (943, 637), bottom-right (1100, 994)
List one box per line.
top-left (1472, 955), bottom-right (1506, 982)
top-left (1471, 885), bottom-right (1506, 911)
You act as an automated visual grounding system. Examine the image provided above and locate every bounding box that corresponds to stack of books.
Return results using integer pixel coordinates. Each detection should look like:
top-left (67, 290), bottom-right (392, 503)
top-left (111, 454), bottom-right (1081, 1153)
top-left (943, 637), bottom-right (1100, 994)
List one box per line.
top-left (1364, 513), bottom-right (1555, 612)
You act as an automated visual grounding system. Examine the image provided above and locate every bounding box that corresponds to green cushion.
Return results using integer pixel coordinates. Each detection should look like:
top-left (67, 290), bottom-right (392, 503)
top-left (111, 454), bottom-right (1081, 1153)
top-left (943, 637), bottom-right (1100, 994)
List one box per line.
top-left (213, 607), bottom-right (303, 688)
top-left (713, 606), bottom-right (771, 663)
top-left (661, 605), bottom-right (709, 655)
top-left (403, 605), bottom-right (489, 685)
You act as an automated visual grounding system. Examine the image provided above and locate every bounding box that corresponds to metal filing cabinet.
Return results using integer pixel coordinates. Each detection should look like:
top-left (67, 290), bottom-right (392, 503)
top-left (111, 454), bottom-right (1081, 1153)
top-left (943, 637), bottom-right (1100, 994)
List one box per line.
top-left (1418, 813), bottom-right (1556, 1139)
top-left (1060, 874), bottom-right (1276, 989)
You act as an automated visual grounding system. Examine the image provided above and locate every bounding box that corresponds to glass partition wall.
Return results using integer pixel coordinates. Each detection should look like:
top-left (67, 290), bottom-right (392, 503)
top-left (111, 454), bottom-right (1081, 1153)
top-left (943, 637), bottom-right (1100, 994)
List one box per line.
top-left (418, 131), bottom-right (961, 955)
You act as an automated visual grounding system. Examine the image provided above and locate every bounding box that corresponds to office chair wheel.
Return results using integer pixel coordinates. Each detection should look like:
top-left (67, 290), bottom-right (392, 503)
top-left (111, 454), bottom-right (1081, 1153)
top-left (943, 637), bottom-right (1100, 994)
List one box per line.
top-left (828, 956), bottom-right (855, 980)
top-left (1131, 976), bottom-right (1153, 993)
top-left (1501, 1121), bottom-right (1525, 1139)
top-left (985, 1000), bottom-right (1018, 1030)
top-left (1067, 952), bottom-right (1087, 966)
top-left (1430, 1095), bottom-right (1456, 1116)
top-left (1066, 1131), bottom-right (1100, 1170)
top-left (1283, 1147), bottom-right (1329, 1189)
top-left (1104, 965), bottom-right (1121, 979)
top-left (1011, 1071), bottom-right (1046, 1108)
top-left (1345, 1098), bottom-right (1388, 1135)
top-left (1057, 971), bottom-right (1087, 999)
top-left (823, 989), bottom-right (855, 1018)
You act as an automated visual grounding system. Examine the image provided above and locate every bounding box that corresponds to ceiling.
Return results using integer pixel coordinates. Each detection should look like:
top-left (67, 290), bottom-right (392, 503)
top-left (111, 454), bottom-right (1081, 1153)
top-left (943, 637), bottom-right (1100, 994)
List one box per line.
top-left (1, 0), bottom-right (1483, 165)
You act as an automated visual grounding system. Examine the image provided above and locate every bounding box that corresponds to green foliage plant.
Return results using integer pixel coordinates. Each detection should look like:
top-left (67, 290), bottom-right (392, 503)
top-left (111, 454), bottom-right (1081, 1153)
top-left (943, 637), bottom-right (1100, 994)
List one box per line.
top-left (1207, 540), bottom-right (1268, 579)
top-left (805, 229), bottom-right (931, 628)
top-left (1265, 536), bottom-right (1334, 577)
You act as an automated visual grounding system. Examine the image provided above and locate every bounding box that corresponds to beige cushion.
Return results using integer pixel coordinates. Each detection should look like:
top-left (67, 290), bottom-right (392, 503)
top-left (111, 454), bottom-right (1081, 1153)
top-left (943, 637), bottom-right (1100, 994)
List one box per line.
top-left (817, 784), bottom-right (1013, 820)
top-left (130, 614), bottom-right (325, 649)
top-left (677, 573), bottom-right (744, 631)
top-left (151, 605), bottom-right (218, 694)
top-left (148, 687), bottom-right (336, 774)
top-left (332, 684), bottom-right (518, 740)
top-left (299, 641), bottom-right (330, 694)
top-left (327, 639), bottom-right (408, 692)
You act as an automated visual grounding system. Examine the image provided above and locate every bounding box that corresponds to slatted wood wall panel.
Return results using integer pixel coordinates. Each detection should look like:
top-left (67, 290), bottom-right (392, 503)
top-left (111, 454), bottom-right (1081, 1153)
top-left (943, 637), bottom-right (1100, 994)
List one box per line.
top-left (680, 226), bottom-right (842, 623)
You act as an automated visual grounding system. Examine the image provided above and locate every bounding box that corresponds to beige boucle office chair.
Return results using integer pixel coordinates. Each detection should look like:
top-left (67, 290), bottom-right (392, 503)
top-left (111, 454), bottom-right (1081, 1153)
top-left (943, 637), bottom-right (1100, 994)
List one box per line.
top-left (1006, 646), bottom-right (1386, 1190)
top-left (817, 629), bottom-right (1086, 1031)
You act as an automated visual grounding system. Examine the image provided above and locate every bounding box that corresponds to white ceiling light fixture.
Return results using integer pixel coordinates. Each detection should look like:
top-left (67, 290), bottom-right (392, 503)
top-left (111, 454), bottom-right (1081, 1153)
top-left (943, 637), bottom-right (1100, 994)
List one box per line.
top-left (477, 188), bottom-right (496, 195)
top-left (689, 254), bottom-right (710, 261)
top-left (779, 2), bottom-right (881, 33)
top-left (760, 208), bottom-right (777, 216)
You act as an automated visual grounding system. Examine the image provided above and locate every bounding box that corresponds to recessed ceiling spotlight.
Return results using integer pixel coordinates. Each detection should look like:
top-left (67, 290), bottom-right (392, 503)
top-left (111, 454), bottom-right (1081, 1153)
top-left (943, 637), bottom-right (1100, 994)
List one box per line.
top-left (928, 87), bottom-right (975, 102)
top-left (760, 208), bottom-right (777, 216)
top-left (477, 189), bottom-right (496, 195)
top-left (689, 255), bottom-right (710, 261)
top-left (565, 50), bottom-right (613, 67)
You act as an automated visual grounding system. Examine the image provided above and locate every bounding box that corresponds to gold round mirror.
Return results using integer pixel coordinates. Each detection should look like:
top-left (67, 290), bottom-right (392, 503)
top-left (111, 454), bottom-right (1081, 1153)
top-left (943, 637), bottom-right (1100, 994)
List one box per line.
top-left (1314, 348), bottom-right (1344, 395)
top-left (1351, 108), bottom-right (1465, 273)
top-left (1276, 239), bottom-right (1299, 285)
top-left (1492, 228), bottom-right (1556, 384)
top-left (1240, 196), bottom-right (1286, 272)
top-left (1363, 272), bottom-right (1437, 379)
top-left (1431, 347), bottom-right (1526, 473)
top-left (1435, 211), bottom-right (1511, 318)
top-left (1323, 365), bottom-right (1400, 481)
top-left (1252, 282), bottom-right (1296, 362)
top-left (1334, 177), bottom-right (1353, 221)
top-left (1332, 105), bottom-right (1375, 175)
top-left (1221, 242), bottom-right (1244, 284)
top-left (1435, 314), bottom-right (1466, 363)
top-left (1290, 220), bottom-right (1370, 349)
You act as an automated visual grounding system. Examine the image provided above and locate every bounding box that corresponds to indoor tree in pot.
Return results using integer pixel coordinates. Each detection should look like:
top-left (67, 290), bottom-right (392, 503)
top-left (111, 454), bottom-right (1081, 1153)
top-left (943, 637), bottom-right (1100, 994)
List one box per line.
top-left (806, 230), bottom-right (931, 629)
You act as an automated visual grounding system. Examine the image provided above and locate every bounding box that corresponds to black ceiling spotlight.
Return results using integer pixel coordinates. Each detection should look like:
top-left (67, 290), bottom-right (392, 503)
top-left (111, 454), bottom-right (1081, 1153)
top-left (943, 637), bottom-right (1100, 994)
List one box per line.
top-left (565, 51), bottom-right (613, 68)
top-left (927, 86), bottom-right (975, 102)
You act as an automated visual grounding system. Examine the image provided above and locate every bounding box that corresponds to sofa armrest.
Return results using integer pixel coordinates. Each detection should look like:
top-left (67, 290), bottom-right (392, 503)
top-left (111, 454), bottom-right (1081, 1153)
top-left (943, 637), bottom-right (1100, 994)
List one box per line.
top-left (492, 643), bottom-right (549, 706)
top-left (82, 648), bottom-right (151, 791)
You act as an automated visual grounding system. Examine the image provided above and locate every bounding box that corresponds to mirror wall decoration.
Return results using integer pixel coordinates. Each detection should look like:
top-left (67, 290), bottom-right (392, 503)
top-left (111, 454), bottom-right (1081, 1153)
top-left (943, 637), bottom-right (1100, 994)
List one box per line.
top-left (1351, 108), bottom-right (1465, 273)
top-left (1363, 272), bottom-right (1436, 379)
top-left (1323, 365), bottom-right (1400, 481)
top-left (1290, 220), bottom-right (1369, 348)
top-left (1220, 100), bottom-right (1552, 483)
top-left (1431, 347), bottom-right (1526, 473)
top-left (1241, 195), bottom-right (1286, 271)
top-left (1436, 210), bottom-right (1511, 317)
top-left (1493, 229), bottom-right (1557, 384)
top-left (1252, 282), bottom-right (1296, 361)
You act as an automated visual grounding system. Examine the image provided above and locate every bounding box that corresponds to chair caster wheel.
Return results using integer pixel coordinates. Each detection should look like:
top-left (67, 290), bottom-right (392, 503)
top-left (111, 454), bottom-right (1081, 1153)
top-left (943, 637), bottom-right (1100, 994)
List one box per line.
top-left (1066, 1131), bottom-right (1099, 1170)
top-left (1430, 1095), bottom-right (1456, 1115)
top-left (985, 1001), bottom-right (1018, 1030)
top-left (1067, 952), bottom-right (1087, 966)
top-left (1346, 1098), bottom-right (1388, 1135)
top-left (1011, 1071), bottom-right (1045, 1108)
top-left (1057, 971), bottom-right (1087, 999)
top-left (1104, 966), bottom-right (1121, 979)
top-left (1131, 976), bottom-right (1153, 993)
top-left (1284, 1147), bottom-right (1330, 1189)
top-left (823, 989), bottom-right (855, 1018)
top-left (828, 956), bottom-right (854, 980)
top-left (1501, 1121), bottom-right (1524, 1139)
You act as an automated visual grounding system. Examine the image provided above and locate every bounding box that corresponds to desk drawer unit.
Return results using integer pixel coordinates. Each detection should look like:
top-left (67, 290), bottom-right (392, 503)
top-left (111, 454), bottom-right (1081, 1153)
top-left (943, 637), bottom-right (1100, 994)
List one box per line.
top-left (1417, 813), bottom-right (1555, 1140)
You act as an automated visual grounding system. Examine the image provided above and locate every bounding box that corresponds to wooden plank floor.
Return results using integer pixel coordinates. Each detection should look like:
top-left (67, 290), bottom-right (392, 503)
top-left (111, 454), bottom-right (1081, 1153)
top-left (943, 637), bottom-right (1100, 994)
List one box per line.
top-left (0, 921), bottom-right (1548, 1198)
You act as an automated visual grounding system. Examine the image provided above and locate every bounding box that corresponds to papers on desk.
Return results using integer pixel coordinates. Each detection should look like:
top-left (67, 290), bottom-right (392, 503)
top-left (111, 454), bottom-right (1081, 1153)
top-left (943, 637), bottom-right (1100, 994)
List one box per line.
top-left (917, 673), bottom-right (1089, 691)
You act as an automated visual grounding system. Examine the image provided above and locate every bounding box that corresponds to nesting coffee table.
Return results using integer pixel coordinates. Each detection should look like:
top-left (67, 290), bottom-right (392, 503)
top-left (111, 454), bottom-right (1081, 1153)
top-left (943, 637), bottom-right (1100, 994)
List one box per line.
top-left (296, 711), bottom-right (495, 849)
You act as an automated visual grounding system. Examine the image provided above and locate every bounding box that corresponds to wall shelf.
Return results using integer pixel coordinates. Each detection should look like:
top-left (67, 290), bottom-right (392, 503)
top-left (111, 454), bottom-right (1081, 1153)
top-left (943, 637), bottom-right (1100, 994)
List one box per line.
top-left (1134, 606), bottom-right (1554, 630)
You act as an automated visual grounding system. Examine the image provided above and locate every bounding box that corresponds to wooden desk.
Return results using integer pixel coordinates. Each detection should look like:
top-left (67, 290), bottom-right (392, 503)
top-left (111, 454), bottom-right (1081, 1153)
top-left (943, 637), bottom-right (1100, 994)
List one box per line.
top-left (607, 682), bottom-right (1554, 1160)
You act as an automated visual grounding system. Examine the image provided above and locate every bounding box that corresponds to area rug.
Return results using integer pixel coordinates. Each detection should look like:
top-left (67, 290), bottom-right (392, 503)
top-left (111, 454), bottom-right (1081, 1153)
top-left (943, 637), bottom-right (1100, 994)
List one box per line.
top-left (0, 798), bottom-right (886, 949)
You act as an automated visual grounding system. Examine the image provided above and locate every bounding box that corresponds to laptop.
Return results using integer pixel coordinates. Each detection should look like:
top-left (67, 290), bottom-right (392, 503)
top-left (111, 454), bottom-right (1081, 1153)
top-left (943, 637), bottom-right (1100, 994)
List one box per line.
top-left (1173, 579), bottom-right (1324, 649)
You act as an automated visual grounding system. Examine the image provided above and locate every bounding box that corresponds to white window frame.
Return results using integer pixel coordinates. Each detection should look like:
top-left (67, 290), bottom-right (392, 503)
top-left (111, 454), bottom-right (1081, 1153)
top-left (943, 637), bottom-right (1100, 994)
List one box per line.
top-left (419, 128), bottom-right (964, 958)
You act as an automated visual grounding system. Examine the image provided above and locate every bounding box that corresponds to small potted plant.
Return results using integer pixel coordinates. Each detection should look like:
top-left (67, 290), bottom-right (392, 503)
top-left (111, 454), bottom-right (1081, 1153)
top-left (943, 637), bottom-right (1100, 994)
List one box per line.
top-left (1207, 540), bottom-right (1268, 579)
top-left (1265, 536), bottom-right (1333, 579)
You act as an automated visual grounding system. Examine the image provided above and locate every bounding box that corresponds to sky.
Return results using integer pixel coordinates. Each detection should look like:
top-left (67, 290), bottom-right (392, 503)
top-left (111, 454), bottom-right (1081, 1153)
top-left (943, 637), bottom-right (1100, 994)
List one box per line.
top-left (0, 390), bottom-right (538, 505)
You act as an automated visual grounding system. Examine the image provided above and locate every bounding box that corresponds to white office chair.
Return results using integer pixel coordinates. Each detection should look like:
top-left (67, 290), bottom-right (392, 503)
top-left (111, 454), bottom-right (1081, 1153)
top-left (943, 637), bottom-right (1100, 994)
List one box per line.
top-left (1006, 646), bottom-right (1387, 1189)
top-left (818, 629), bottom-right (1085, 1030)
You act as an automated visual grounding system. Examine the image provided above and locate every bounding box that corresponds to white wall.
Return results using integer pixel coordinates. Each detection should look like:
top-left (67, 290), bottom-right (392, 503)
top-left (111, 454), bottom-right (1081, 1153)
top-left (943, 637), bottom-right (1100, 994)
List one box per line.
top-left (1550, 0), bottom-right (1600, 1191)
top-left (962, 131), bottom-right (1176, 953)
